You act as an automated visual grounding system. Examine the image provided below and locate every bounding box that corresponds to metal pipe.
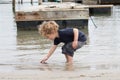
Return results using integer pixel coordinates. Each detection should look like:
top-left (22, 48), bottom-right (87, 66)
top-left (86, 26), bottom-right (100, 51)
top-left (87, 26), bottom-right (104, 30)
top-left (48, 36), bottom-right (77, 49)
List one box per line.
top-left (90, 16), bottom-right (97, 28)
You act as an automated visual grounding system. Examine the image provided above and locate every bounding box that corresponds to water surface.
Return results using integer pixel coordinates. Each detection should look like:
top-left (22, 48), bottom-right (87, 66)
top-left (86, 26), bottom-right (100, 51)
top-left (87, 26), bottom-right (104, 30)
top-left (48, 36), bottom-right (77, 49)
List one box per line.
top-left (0, 3), bottom-right (120, 73)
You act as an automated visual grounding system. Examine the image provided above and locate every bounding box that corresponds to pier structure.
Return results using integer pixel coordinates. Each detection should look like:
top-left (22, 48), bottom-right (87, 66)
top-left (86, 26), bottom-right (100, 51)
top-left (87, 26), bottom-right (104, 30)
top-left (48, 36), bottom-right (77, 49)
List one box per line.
top-left (13, 0), bottom-right (113, 30)
top-left (15, 2), bottom-right (89, 30)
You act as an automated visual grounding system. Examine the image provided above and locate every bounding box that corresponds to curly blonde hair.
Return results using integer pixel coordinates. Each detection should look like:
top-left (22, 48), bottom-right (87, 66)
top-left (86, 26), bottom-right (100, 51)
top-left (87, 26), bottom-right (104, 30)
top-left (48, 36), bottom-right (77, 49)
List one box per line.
top-left (38, 21), bottom-right (59, 37)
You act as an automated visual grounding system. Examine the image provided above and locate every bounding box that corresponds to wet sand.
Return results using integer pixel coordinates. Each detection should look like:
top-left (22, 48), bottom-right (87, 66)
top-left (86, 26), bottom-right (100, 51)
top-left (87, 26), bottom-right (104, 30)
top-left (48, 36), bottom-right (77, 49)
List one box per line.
top-left (0, 3), bottom-right (120, 80)
top-left (0, 70), bottom-right (120, 80)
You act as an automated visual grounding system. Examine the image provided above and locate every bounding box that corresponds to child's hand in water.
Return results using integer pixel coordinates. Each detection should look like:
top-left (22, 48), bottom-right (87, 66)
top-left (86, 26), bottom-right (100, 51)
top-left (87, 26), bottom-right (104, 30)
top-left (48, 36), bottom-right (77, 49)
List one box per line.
top-left (40, 56), bottom-right (48, 64)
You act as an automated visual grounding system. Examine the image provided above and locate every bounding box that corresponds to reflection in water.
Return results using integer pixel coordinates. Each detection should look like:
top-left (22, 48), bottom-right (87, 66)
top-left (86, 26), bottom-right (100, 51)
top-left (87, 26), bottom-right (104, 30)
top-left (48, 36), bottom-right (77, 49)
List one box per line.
top-left (14, 62), bottom-right (120, 71)
top-left (15, 64), bottom-right (52, 71)
top-left (15, 62), bottom-right (75, 71)
top-left (17, 30), bottom-right (52, 50)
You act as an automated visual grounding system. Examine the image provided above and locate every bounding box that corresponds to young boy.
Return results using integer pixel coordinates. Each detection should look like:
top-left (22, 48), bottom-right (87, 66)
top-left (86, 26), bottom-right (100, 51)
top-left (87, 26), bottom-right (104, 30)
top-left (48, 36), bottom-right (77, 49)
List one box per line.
top-left (38, 21), bottom-right (87, 64)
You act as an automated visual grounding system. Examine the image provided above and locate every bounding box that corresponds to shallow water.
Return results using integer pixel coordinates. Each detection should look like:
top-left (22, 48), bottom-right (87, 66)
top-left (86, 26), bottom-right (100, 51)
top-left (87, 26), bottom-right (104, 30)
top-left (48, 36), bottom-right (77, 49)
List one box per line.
top-left (0, 3), bottom-right (120, 74)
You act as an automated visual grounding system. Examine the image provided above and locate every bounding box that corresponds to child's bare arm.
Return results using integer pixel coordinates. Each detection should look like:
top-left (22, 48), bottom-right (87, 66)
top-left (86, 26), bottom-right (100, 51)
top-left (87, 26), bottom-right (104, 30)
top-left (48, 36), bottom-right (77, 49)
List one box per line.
top-left (72, 28), bottom-right (79, 49)
top-left (40, 45), bottom-right (57, 64)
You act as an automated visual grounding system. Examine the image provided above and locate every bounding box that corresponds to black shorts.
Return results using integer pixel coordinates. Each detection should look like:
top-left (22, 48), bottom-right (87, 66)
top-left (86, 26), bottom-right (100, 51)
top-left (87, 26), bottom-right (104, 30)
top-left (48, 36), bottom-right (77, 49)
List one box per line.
top-left (62, 41), bottom-right (86, 57)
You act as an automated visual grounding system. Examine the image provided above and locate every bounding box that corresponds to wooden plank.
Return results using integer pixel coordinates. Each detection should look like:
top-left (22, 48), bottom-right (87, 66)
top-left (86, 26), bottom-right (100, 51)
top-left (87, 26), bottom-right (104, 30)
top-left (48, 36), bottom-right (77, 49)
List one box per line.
top-left (82, 0), bottom-right (98, 5)
top-left (12, 0), bottom-right (16, 13)
top-left (87, 5), bottom-right (113, 8)
top-left (15, 2), bottom-right (89, 21)
top-left (73, 4), bottom-right (113, 9)
top-left (15, 9), bottom-right (89, 21)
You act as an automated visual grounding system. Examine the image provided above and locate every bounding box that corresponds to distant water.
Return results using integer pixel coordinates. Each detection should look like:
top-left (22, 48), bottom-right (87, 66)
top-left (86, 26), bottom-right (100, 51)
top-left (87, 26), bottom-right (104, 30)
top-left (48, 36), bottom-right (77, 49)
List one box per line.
top-left (0, 0), bottom-right (11, 4)
top-left (0, 0), bottom-right (38, 3)
top-left (0, 3), bottom-right (120, 73)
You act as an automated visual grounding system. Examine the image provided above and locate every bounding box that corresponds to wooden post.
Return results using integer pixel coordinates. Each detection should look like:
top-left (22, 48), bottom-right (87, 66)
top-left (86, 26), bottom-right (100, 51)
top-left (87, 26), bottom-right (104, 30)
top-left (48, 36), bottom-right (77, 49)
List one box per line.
top-left (98, 0), bottom-right (101, 4)
top-left (31, 0), bottom-right (33, 5)
top-left (21, 0), bottom-right (23, 4)
top-left (12, 0), bottom-right (16, 13)
top-left (38, 0), bottom-right (42, 5)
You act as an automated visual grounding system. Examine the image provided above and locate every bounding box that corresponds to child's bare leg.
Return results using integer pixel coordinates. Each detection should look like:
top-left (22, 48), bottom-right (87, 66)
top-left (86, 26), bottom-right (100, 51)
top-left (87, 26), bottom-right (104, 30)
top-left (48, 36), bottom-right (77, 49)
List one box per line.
top-left (64, 54), bottom-right (73, 64)
top-left (65, 54), bottom-right (68, 62)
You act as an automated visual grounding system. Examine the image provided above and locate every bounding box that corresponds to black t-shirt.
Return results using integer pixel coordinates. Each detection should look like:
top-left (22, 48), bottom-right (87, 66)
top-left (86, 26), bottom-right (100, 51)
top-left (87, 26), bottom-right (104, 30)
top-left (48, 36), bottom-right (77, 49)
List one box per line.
top-left (54, 28), bottom-right (87, 45)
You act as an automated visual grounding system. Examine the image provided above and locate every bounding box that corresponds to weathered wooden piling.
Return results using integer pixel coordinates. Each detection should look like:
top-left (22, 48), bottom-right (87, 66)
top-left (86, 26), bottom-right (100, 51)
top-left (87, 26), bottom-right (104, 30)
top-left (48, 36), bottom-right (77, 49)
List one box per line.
top-left (31, 0), bottom-right (33, 5)
top-left (18, 0), bottom-right (23, 4)
top-left (21, 0), bottom-right (23, 4)
top-left (12, 0), bottom-right (16, 13)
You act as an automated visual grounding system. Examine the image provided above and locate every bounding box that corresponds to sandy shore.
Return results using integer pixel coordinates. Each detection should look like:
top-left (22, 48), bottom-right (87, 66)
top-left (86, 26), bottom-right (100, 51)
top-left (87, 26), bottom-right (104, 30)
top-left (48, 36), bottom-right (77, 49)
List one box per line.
top-left (0, 70), bottom-right (120, 80)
